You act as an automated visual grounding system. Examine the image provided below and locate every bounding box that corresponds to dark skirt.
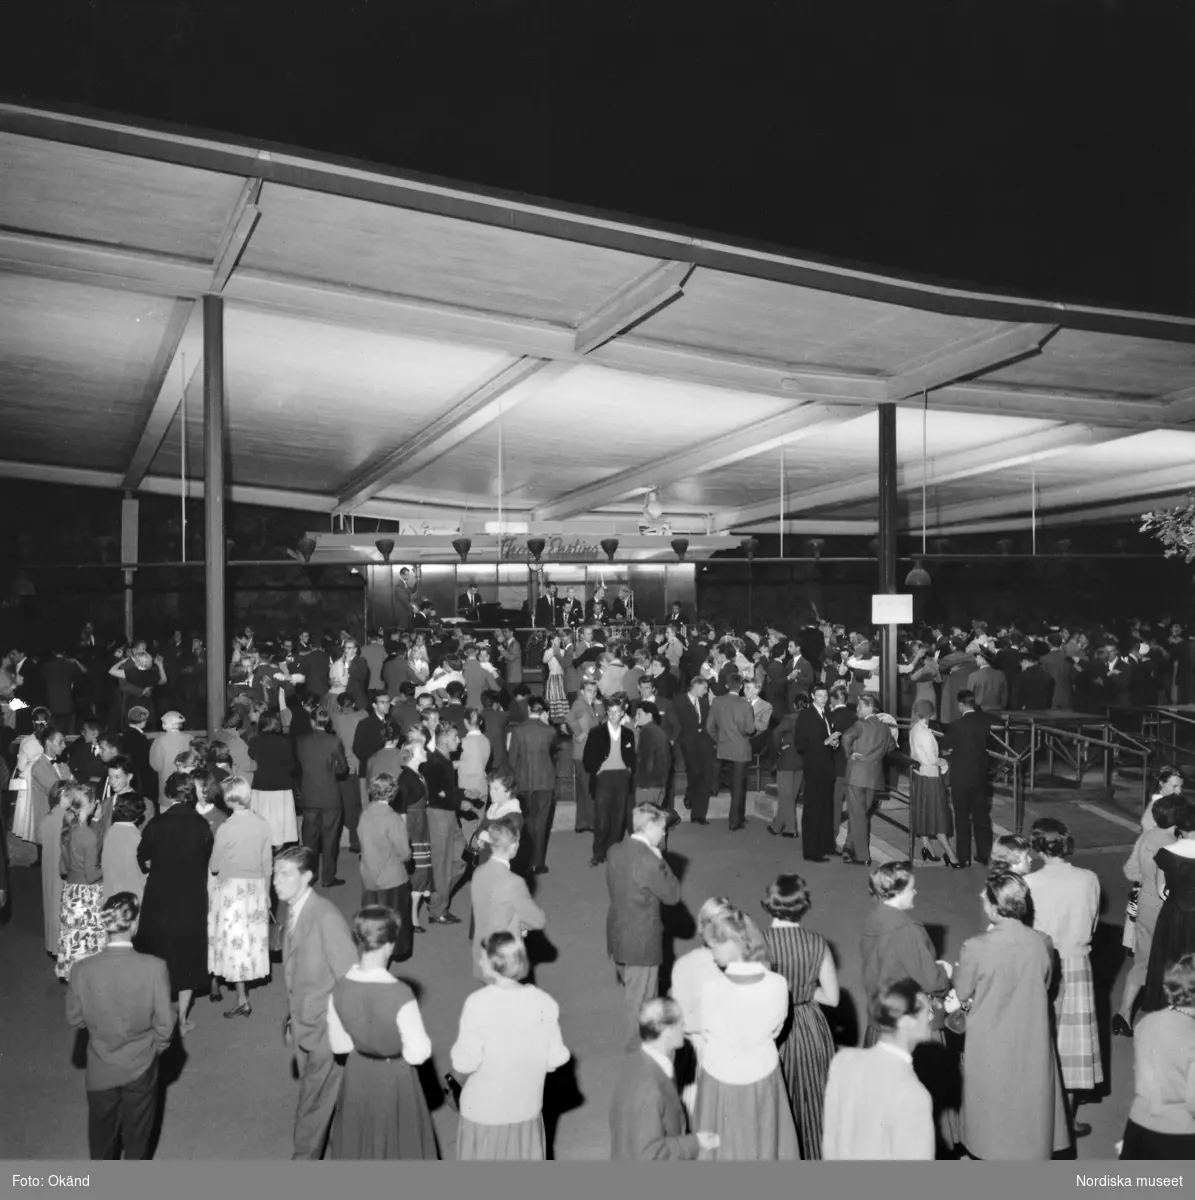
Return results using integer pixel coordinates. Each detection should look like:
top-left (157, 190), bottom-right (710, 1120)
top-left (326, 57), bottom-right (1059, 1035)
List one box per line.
top-left (457, 1115), bottom-right (546, 1160)
top-left (361, 883), bottom-right (414, 961)
top-left (1141, 896), bottom-right (1195, 1013)
top-left (911, 772), bottom-right (953, 839)
top-left (330, 1052), bottom-right (438, 1160)
top-left (1121, 1119), bottom-right (1195, 1160)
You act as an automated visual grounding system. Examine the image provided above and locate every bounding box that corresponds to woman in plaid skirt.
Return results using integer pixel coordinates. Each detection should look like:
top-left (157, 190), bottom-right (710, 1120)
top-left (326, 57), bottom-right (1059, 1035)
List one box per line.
top-left (1025, 817), bottom-right (1102, 1139)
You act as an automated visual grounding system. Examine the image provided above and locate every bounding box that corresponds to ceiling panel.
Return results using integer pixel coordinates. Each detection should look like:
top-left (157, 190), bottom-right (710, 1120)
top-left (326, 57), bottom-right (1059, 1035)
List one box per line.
top-left (630, 269), bottom-right (1003, 373)
top-left (0, 273), bottom-right (178, 471)
top-left (241, 184), bottom-right (661, 325)
top-left (0, 132), bottom-right (248, 261)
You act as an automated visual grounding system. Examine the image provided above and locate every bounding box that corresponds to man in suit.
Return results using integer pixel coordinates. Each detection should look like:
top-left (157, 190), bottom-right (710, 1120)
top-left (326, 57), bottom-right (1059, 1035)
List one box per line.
top-left (940, 689), bottom-right (995, 867)
top-left (352, 693), bottom-right (393, 779)
top-left (967, 649), bottom-right (1009, 712)
top-left (609, 998), bottom-right (718, 1160)
top-left (632, 702), bottom-right (676, 820)
top-left (1039, 634), bottom-right (1074, 710)
top-left (1126, 640), bottom-right (1159, 708)
top-left (583, 693), bottom-right (637, 866)
top-left (706, 672), bottom-right (756, 832)
top-left (468, 818), bottom-right (547, 978)
top-left (1011, 649), bottom-right (1056, 711)
top-left (742, 677), bottom-right (774, 757)
top-left (1095, 644), bottom-right (1131, 708)
top-left (675, 675), bottom-right (716, 825)
top-left (535, 582), bottom-right (560, 628)
top-left (605, 804), bottom-right (681, 1048)
top-left (786, 646), bottom-right (816, 705)
top-left (567, 679), bottom-right (602, 834)
top-left (822, 979), bottom-right (935, 1160)
top-left (508, 697), bottom-right (558, 874)
top-left (68, 718), bottom-right (110, 789)
top-left (560, 587), bottom-right (584, 628)
top-left (840, 693), bottom-right (893, 867)
top-left (296, 710), bottom-right (349, 888)
top-left (393, 567), bottom-right (417, 633)
top-left (422, 724), bottom-right (469, 923)
top-left (458, 583), bottom-right (484, 623)
top-left (795, 683), bottom-right (841, 861)
top-left (296, 631), bottom-right (331, 706)
top-left (65, 893), bottom-right (174, 1159)
top-left (381, 644), bottom-right (418, 700)
top-left (275, 845), bottom-right (357, 1159)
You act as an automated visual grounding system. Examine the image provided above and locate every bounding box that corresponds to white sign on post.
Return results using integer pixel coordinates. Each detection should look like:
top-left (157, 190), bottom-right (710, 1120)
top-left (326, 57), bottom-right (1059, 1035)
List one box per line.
top-left (871, 593), bottom-right (914, 625)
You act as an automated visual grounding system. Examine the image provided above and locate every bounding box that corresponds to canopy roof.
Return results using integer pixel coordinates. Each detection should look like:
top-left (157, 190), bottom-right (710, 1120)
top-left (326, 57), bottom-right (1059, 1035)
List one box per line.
top-left (2, 101), bottom-right (1194, 551)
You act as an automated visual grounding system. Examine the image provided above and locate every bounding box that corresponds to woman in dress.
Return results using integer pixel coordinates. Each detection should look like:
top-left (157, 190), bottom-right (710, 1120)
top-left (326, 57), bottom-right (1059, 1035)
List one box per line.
top-left (693, 908), bottom-right (799, 1160)
top-left (108, 647), bottom-right (166, 726)
top-left (761, 874), bottom-right (838, 1160)
top-left (1141, 796), bottom-right (1195, 1014)
top-left (327, 905), bottom-right (437, 1160)
top-left (670, 896), bottom-right (735, 1112)
top-left (38, 779), bottom-right (70, 958)
top-left (246, 713), bottom-right (298, 849)
top-left (450, 931), bottom-right (570, 1159)
top-left (908, 700), bottom-right (958, 866)
top-left (20, 726), bottom-right (72, 855)
top-left (1121, 952), bottom-right (1195, 1159)
top-left (952, 872), bottom-right (1070, 1160)
top-left (542, 634), bottom-right (570, 725)
top-left (11, 707), bottom-right (51, 846)
top-left (101, 793), bottom-right (147, 902)
top-left (1143, 766), bottom-right (1184, 832)
top-left (357, 772), bottom-right (413, 961)
top-left (137, 771), bottom-right (215, 1035)
top-left (409, 633), bottom-right (430, 685)
top-left (56, 782), bottom-right (106, 981)
top-left (1025, 817), bottom-right (1103, 1135)
top-left (207, 776), bottom-right (272, 1019)
top-left (1117, 793), bottom-right (1184, 1035)
top-left (394, 737), bottom-right (433, 934)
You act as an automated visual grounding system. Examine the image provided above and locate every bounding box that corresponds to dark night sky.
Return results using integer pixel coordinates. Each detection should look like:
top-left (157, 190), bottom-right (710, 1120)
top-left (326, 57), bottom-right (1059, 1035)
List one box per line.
top-left (5, 0), bottom-right (1194, 314)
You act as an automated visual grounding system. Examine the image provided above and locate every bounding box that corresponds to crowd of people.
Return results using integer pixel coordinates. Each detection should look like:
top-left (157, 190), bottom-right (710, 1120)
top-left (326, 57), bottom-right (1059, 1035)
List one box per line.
top-left (2, 600), bottom-right (1195, 1162)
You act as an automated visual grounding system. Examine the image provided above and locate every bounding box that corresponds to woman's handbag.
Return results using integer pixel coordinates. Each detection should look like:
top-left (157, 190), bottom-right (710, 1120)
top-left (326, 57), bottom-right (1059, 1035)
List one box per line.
top-left (1122, 883), bottom-right (1140, 952)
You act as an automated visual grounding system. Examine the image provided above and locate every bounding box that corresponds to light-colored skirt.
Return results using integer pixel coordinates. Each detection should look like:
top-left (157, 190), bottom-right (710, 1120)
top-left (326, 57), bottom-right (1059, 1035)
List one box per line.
top-left (56, 883), bottom-right (107, 981)
top-left (456, 1115), bottom-right (546, 1161)
top-left (693, 1067), bottom-right (800, 1160)
top-left (1055, 952), bottom-right (1103, 1091)
top-left (250, 789), bottom-right (298, 847)
top-left (12, 779), bottom-right (36, 843)
top-left (207, 876), bottom-right (270, 983)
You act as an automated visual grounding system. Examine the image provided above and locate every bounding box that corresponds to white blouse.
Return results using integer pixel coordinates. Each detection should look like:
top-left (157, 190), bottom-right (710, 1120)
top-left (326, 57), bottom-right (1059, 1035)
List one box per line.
top-left (700, 963), bottom-right (788, 1085)
top-left (909, 719), bottom-right (946, 778)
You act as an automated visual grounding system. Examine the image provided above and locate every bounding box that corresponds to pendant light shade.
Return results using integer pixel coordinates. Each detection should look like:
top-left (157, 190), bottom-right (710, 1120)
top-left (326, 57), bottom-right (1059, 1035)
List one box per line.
top-left (452, 537), bottom-right (472, 563)
top-left (375, 538), bottom-right (395, 564)
top-left (670, 537), bottom-right (689, 562)
top-left (526, 537), bottom-right (546, 562)
top-left (296, 536), bottom-right (317, 564)
top-left (904, 560), bottom-right (932, 588)
top-left (600, 538), bottom-right (619, 562)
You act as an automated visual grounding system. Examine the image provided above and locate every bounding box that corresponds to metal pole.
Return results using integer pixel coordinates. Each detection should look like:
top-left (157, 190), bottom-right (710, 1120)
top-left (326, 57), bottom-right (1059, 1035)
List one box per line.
top-left (878, 404), bottom-right (898, 715)
top-left (121, 492), bottom-right (138, 644)
top-left (203, 294), bottom-right (227, 735)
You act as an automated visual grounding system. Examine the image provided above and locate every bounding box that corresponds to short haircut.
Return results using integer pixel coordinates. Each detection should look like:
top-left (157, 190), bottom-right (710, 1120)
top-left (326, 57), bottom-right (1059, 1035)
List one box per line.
top-left (868, 860), bottom-right (914, 901)
top-left (445, 681), bottom-right (466, 700)
top-left (100, 892), bottom-right (140, 935)
top-left (488, 766), bottom-right (517, 794)
top-left (481, 689), bottom-right (503, 707)
top-left (337, 692), bottom-right (358, 711)
top-left (1153, 792), bottom-right (1185, 831)
top-left (1029, 817), bottom-right (1074, 859)
top-left (274, 843), bottom-right (318, 878)
top-left (912, 698), bottom-right (937, 720)
top-left (513, 684), bottom-right (532, 699)
top-left (1162, 953), bottom-right (1195, 1009)
top-left (811, 683), bottom-right (829, 697)
top-left (857, 692), bottom-right (879, 713)
top-left (174, 748), bottom-right (202, 771)
top-left (956, 689), bottom-right (977, 708)
top-left (368, 773), bottom-right (398, 806)
top-left (990, 834), bottom-right (1033, 874)
top-left (723, 671), bottom-right (742, 690)
top-left (436, 724), bottom-right (459, 746)
top-left (605, 691), bottom-right (629, 711)
top-left (688, 675), bottom-right (708, 691)
top-left (483, 931), bottom-right (529, 981)
top-left (762, 873), bottom-right (812, 921)
top-left (258, 714), bottom-right (282, 736)
top-left (636, 701), bottom-right (660, 724)
top-left (107, 754), bottom-right (135, 778)
top-left (312, 708), bottom-right (332, 731)
top-left (164, 772), bottom-right (198, 807)
top-left (222, 708), bottom-right (242, 729)
top-left (1174, 796), bottom-right (1195, 835)
top-left (828, 684), bottom-right (849, 704)
top-left (638, 996), bottom-right (683, 1043)
top-left (112, 794), bottom-right (147, 828)
top-left (526, 697), bottom-right (546, 715)
top-left (464, 707), bottom-right (482, 729)
top-left (222, 775), bottom-right (252, 809)
top-left (487, 816), bottom-right (520, 852)
top-left (352, 905), bottom-right (401, 952)
top-left (80, 719), bottom-right (103, 738)
top-left (631, 802), bottom-right (666, 834)
top-left (696, 896), bottom-right (734, 947)
top-left (869, 979), bottom-right (928, 1032)
top-left (984, 871), bottom-right (1031, 923)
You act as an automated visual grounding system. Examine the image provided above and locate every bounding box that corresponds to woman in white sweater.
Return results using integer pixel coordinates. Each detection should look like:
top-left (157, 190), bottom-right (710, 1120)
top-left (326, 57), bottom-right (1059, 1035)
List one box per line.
top-left (908, 700), bottom-right (959, 867)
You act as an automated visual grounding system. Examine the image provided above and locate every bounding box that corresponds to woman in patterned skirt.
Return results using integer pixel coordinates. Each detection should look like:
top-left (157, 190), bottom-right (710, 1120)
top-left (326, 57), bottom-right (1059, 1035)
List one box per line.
top-left (761, 874), bottom-right (838, 1160)
top-left (395, 736), bottom-right (433, 934)
top-left (327, 905), bottom-right (438, 1159)
top-left (542, 634), bottom-right (570, 725)
top-left (207, 776), bottom-right (272, 1019)
top-left (1025, 817), bottom-right (1102, 1139)
top-left (56, 782), bottom-right (106, 981)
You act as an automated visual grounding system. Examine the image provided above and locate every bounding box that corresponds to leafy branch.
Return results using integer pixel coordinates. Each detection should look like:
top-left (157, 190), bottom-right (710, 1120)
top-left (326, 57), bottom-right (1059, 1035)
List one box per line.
top-left (1141, 495), bottom-right (1195, 562)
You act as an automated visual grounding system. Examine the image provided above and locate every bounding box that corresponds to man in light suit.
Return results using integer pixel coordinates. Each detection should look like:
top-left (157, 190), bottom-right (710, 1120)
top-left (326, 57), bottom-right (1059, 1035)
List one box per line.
top-left (840, 693), bottom-right (893, 867)
top-left (275, 845), bottom-right (357, 1160)
top-left (468, 818), bottom-right (547, 979)
top-left (66, 893), bottom-right (174, 1160)
top-left (705, 672), bottom-right (756, 832)
top-left (508, 697), bottom-right (559, 874)
top-left (609, 998), bottom-right (719, 1160)
top-left (567, 679), bottom-right (602, 834)
top-left (967, 648), bottom-right (1009, 712)
top-left (742, 677), bottom-right (774, 757)
top-left (822, 979), bottom-right (935, 1160)
top-left (605, 804), bottom-right (681, 1048)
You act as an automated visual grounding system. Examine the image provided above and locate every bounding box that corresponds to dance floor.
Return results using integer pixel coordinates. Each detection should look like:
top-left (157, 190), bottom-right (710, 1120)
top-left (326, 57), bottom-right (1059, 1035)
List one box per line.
top-left (0, 815), bottom-right (1136, 1160)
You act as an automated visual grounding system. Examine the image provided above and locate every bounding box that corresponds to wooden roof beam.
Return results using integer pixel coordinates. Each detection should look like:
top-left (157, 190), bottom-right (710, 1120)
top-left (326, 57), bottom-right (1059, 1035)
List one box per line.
top-left (573, 260), bottom-right (693, 355)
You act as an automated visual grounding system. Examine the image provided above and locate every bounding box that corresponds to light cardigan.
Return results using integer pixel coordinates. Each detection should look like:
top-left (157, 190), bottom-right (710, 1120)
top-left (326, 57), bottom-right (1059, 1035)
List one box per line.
top-left (456, 729), bottom-right (491, 796)
top-left (208, 808), bottom-right (273, 881)
top-left (1128, 1009), bottom-right (1195, 1135)
top-left (1025, 857), bottom-right (1100, 957)
top-left (699, 963), bottom-right (788, 1085)
top-left (450, 982), bottom-right (569, 1124)
top-left (326, 965), bottom-right (432, 1065)
top-left (669, 946), bottom-right (723, 1063)
top-left (909, 719), bottom-right (947, 778)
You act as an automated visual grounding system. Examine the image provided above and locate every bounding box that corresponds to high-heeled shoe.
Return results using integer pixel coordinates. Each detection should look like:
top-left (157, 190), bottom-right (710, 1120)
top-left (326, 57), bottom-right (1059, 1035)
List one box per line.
top-left (943, 856), bottom-right (962, 869)
top-left (920, 847), bottom-right (940, 863)
top-left (223, 1001), bottom-right (252, 1019)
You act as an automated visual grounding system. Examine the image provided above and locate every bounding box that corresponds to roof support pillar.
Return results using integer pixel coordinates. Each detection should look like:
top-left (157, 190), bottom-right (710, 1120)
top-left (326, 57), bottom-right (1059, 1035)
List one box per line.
top-left (878, 404), bottom-right (899, 717)
top-left (203, 293), bottom-right (227, 736)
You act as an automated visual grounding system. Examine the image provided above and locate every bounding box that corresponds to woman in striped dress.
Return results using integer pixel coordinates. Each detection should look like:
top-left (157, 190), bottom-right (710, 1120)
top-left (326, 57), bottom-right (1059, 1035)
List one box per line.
top-left (396, 737), bottom-right (433, 935)
top-left (542, 634), bottom-right (570, 724)
top-left (761, 874), bottom-right (838, 1160)
top-left (1024, 817), bottom-right (1102, 1139)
